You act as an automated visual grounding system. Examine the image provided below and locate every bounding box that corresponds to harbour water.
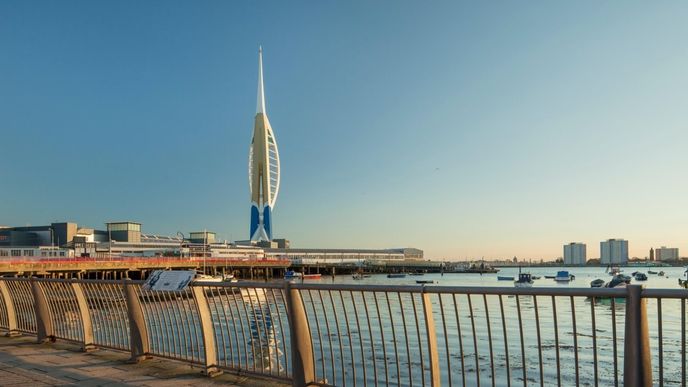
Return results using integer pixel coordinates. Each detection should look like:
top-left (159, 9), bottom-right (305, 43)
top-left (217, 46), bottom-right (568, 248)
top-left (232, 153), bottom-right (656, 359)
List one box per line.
top-left (293, 266), bottom-right (687, 385)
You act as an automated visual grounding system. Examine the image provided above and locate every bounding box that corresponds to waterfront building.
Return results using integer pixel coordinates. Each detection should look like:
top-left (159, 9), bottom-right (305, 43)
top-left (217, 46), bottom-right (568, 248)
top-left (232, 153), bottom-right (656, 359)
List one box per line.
top-left (655, 246), bottom-right (679, 262)
top-left (264, 247), bottom-right (421, 265)
top-left (650, 247), bottom-right (655, 261)
top-left (563, 242), bottom-right (586, 265)
top-left (248, 47), bottom-right (280, 242)
top-left (0, 246), bottom-right (73, 258)
top-left (600, 239), bottom-right (629, 265)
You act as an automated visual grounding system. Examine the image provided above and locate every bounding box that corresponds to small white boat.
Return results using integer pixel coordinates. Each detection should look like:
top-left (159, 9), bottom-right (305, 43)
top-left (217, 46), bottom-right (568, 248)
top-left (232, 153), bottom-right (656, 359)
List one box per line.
top-left (284, 270), bottom-right (303, 280)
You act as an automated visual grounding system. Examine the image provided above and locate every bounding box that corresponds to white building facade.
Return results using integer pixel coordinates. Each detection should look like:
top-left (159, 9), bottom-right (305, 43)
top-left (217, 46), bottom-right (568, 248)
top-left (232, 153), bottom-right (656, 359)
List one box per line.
top-left (655, 246), bottom-right (679, 262)
top-left (563, 243), bottom-right (586, 265)
top-left (600, 239), bottom-right (629, 265)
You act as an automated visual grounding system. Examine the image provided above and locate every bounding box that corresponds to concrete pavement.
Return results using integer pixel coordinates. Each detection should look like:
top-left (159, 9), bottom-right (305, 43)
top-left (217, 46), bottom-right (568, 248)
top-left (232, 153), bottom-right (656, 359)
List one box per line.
top-left (0, 335), bottom-right (289, 387)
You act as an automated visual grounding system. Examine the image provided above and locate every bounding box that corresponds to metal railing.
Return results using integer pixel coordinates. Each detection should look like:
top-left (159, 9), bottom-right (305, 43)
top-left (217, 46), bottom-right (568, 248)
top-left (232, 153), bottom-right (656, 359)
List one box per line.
top-left (0, 278), bottom-right (685, 386)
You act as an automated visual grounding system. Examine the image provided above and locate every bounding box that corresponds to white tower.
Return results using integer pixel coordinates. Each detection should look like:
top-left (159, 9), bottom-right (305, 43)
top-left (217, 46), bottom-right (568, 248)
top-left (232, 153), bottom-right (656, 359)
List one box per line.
top-left (248, 47), bottom-right (280, 241)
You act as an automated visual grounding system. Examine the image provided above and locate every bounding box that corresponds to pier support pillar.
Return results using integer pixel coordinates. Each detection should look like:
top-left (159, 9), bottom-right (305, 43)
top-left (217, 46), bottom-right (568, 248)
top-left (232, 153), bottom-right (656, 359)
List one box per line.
top-left (191, 286), bottom-right (223, 377)
top-left (623, 285), bottom-right (652, 387)
top-left (284, 282), bottom-right (315, 386)
top-left (31, 278), bottom-right (54, 343)
top-left (0, 281), bottom-right (21, 337)
top-left (123, 280), bottom-right (150, 363)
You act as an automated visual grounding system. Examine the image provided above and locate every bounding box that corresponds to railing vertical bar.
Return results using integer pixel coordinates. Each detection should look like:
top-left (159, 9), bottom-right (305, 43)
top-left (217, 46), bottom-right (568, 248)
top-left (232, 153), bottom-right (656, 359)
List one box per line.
top-left (373, 292), bottom-right (389, 386)
top-left (657, 298), bottom-right (663, 387)
top-left (330, 290), bottom-right (346, 387)
top-left (110, 283), bottom-right (129, 350)
top-left (439, 294), bottom-right (452, 387)
top-left (498, 295), bottom-right (511, 387)
top-left (244, 288), bottom-right (262, 370)
top-left (263, 288), bottom-right (281, 376)
top-left (229, 286), bottom-right (249, 370)
top-left (452, 294), bottom-right (466, 387)
top-left (551, 296), bottom-right (561, 387)
top-left (96, 284), bottom-right (114, 348)
top-left (271, 288), bottom-right (289, 377)
top-left (317, 289), bottom-right (336, 383)
top-left (532, 296), bottom-right (543, 387)
top-left (467, 294), bottom-right (480, 387)
top-left (483, 294), bottom-right (495, 387)
top-left (611, 297), bottom-right (618, 387)
top-left (362, 292), bottom-right (379, 386)
top-left (570, 296), bottom-right (579, 386)
top-left (410, 293), bottom-right (425, 387)
top-left (515, 295), bottom-right (526, 386)
top-left (246, 288), bottom-right (268, 373)
top-left (149, 290), bottom-right (169, 358)
top-left (167, 291), bottom-right (185, 360)
top-left (385, 292), bottom-right (401, 387)
top-left (171, 290), bottom-right (189, 360)
top-left (263, 287), bottom-right (281, 376)
top-left (590, 297), bottom-right (598, 387)
top-left (307, 290), bottom-right (325, 379)
top-left (214, 288), bottom-right (232, 368)
top-left (239, 286), bottom-right (256, 371)
top-left (254, 287), bottom-right (271, 373)
top-left (682, 298), bottom-right (686, 387)
top-left (398, 292), bottom-right (412, 387)
top-left (339, 290), bottom-right (357, 387)
top-left (350, 290), bottom-right (367, 386)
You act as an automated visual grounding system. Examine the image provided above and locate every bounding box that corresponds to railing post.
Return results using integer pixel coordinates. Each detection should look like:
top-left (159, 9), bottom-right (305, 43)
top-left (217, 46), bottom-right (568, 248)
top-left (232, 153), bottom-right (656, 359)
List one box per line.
top-left (30, 278), bottom-right (54, 343)
top-left (123, 279), bottom-right (150, 362)
top-left (284, 281), bottom-right (315, 386)
top-left (70, 281), bottom-right (96, 351)
top-left (421, 286), bottom-right (441, 387)
top-left (623, 284), bottom-right (652, 386)
top-left (190, 285), bottom-right (223, 377)
top-left (0, 280), bottom-right (20, 337)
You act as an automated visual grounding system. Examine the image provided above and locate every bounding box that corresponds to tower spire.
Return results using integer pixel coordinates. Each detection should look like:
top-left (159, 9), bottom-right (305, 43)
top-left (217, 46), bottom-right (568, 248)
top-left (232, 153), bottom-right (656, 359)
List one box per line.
top-left (256, 46), bottom-right (266, 114)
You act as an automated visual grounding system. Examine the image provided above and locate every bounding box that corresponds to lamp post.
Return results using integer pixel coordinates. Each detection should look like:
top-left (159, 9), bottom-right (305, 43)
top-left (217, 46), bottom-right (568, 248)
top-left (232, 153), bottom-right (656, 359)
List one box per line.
top-left (176, 232), bottom-right (185, 260)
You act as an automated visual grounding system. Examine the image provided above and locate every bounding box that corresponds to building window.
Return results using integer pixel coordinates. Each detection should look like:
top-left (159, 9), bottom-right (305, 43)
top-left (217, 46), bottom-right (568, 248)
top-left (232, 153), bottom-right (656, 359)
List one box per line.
top-left (24, 250), bottom-right (33, 256)
top-left (41, 252), bottom-right (47, 257)
top-left (0, 250), bottom-right (8, 257)
top-left (11, 250), bottom-right (21, 257)
top-left (59, 252), bottom-right (65, 257)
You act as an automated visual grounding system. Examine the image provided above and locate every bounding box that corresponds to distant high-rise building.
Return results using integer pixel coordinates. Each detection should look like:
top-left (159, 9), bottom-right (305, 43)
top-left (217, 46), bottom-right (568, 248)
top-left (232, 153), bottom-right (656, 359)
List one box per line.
top-left (656, 246), bottom-right (679, 262)
top-left (649, 247), bottom-right (655, 261)
top-left (248, 47), bottom-right (281, 242)
top-left (600, 239), bottom-right (628, 265)
top-left (563, 243), bottom-right (586, 265)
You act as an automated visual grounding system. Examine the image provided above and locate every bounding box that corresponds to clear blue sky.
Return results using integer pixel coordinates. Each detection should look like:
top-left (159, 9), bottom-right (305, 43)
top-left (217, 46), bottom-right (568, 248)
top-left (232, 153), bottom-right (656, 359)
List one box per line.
top-left (2, 1), bottom-right (687, 260)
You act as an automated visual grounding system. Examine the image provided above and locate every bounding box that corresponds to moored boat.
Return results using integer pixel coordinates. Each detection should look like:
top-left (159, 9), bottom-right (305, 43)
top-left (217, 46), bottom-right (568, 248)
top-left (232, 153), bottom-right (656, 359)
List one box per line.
top-left (554, 271), bottom-right (575, 282)
top-left (387, 273), bottom-right (406, 278)
top-left (284, 270), bottom-right (303, 280)
top-left (514, 273), bottom-right (533, 288)
top-left (303, 273), bottom-right (322, 280)
top-left (416, 280), bottom-right (434, 284)
top-left (497, 276), bottom-right (514, 281)
top-left (590, 278), bottom-right (605, 288)
top-left (634, 272), bottom-right (648, 281)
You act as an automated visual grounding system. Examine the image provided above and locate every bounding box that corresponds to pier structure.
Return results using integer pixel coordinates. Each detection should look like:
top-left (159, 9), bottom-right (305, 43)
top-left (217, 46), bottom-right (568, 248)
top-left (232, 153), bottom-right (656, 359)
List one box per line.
top-left (0, 277), bottom-right (676, 386)
top-left (0, 256), bottom-right (290, 280)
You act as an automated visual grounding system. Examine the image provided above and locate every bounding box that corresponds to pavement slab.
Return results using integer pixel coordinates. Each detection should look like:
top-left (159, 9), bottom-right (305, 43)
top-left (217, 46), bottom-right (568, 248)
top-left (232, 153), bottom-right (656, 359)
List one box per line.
top-left (0, 335), bottom-right (289, 387)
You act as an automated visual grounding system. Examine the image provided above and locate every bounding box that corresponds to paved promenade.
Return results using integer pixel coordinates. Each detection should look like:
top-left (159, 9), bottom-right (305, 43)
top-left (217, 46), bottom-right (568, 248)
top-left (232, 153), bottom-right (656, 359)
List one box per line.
top-left (0, 336), bottom-right (288, 387)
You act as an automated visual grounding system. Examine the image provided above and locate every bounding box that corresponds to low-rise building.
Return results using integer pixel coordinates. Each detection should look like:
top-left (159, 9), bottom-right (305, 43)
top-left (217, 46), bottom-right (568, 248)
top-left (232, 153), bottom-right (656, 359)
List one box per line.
top-left (655, 246), bottom-right (679, 262)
